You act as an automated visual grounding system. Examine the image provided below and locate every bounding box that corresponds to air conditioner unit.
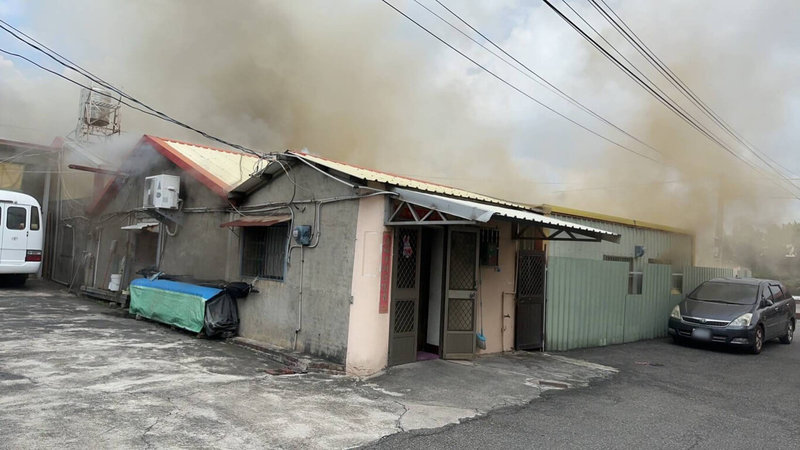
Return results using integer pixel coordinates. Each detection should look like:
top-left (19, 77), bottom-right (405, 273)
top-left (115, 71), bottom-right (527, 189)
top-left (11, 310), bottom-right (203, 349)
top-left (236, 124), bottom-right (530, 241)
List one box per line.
top-left (143, 174), bottom-right (180, 209)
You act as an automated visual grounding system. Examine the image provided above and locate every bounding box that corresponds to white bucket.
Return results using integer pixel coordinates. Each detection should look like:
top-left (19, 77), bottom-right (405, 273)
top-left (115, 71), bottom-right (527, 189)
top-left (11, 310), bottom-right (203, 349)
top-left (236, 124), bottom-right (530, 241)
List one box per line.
top-left (108, 274), bottom-right (122, 292)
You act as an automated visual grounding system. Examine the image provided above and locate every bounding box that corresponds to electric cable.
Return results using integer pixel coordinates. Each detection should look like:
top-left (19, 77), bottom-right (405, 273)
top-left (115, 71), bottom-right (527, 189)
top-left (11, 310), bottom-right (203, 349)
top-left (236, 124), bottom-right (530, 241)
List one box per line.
top-left (426, 0), bottom-right (663, 159)
top-left (0, 20), bottom-right (268, 158)
top-left (380, 0), bottom-right (661, 164)
top-left (588, 0), bottom-right (799, 183)
top-left (542, 0), bottom-right (800, 200)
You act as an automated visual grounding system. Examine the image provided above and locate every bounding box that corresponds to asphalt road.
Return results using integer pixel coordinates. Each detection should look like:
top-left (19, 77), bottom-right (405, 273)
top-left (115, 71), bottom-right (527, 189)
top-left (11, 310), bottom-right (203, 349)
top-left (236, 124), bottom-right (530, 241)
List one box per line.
top-left (368, 329), bottom-right (800, 449)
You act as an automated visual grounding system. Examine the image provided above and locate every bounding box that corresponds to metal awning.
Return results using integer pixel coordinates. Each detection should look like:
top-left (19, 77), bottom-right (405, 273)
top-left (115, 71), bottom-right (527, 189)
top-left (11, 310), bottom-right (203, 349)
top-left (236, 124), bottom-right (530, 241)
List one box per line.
top-left (220, 214), bottom-right (291, 228)
top-left (121, 222), bottom-right (160, 230)
top-left (388, 188), bottom-right (620, 242)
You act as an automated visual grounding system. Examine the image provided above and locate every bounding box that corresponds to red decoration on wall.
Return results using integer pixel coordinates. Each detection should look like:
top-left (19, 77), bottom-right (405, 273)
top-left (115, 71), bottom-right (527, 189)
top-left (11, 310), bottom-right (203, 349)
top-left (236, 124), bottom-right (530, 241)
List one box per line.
top-left (379, 231), bottom-right (393, 314)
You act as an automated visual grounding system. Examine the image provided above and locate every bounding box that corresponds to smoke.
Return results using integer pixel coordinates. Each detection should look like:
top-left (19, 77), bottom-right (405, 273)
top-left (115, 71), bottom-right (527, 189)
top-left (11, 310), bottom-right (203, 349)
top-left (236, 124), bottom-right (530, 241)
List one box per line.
top-left (2, 1), bottom-right (800, 266)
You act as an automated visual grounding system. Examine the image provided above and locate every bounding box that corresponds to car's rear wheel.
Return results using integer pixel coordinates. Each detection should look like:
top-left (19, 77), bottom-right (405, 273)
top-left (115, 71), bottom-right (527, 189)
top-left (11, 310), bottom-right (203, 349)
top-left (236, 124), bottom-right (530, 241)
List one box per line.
top-left (751, 326), bottom-right (764, 354)
top-left (780, 320), bottom-right (794, 344)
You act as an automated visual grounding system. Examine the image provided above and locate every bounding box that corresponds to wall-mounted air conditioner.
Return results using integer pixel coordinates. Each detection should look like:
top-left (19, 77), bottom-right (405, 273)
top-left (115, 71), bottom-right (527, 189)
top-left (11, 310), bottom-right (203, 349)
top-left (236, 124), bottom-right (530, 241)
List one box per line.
top-left (143, 174), bottom-right (180, 209)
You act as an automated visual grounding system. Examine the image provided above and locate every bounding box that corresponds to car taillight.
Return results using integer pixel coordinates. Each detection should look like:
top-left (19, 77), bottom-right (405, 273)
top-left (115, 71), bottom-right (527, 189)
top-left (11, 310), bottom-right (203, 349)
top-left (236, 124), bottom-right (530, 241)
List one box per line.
top-left (25, 250), bottom-right (42, 262)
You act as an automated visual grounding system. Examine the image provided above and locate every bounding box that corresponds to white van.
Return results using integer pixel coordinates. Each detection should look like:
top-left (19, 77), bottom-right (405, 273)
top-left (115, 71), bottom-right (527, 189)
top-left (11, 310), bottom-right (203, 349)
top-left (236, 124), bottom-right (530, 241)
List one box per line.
top-left (0, 190), bottom-right (43, 286)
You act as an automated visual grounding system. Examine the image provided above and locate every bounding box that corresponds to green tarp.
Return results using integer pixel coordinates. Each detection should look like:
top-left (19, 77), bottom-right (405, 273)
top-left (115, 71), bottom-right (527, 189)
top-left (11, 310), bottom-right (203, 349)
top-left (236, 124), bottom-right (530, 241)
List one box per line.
top-left (129, 278), bottom-right (222, 333)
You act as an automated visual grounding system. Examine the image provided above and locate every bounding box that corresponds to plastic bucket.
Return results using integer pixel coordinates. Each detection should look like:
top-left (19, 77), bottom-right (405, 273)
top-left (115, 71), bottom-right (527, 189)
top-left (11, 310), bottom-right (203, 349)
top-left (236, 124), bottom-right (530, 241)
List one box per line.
top-left (108, 274), bottom-right (121, 292)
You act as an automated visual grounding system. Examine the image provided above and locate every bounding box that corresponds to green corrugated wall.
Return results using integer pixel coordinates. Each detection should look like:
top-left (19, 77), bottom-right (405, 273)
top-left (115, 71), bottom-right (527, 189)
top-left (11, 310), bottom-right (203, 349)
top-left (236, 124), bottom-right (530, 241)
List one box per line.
top-left (546, 257), bottom-right (734, 351)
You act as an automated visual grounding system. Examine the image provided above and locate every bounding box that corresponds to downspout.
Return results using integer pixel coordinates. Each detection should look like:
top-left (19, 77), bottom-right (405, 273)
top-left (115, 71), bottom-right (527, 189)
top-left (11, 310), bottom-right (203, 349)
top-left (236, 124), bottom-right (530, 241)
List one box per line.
top-left (294, 245), bottom-right (304, 351)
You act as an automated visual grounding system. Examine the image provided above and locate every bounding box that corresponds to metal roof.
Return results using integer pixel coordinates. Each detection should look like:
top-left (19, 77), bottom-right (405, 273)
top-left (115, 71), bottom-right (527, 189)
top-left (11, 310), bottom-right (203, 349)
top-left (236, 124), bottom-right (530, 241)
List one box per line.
top-left (539, 204), bottom-right (692, 236)
top-left (88, 135), bottom-right (263, 215)
top-left (393, 188), bottom-right (620, 242)
top-left (289, 151), bottom-right (534, 211)
top-left (151, 137), bottom-right (262, 190)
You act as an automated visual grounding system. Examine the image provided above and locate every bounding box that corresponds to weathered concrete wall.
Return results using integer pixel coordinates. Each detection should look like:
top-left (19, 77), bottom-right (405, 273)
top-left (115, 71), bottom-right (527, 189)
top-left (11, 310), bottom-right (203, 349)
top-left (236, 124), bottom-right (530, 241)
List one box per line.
top-left (345, 195), bottom-right (391, 376)
top-left (231, 164), bottom-right (361, 364)
top-left (86, 144), bottom-right (230, 289)
top-left (477, 220), bottom-right (517, 354)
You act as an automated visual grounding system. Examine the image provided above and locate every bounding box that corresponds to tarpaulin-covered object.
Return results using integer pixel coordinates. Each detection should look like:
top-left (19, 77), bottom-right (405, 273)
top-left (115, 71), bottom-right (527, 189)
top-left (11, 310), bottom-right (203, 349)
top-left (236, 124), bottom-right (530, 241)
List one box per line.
top-left (129, 278), bottom-right (243, 337)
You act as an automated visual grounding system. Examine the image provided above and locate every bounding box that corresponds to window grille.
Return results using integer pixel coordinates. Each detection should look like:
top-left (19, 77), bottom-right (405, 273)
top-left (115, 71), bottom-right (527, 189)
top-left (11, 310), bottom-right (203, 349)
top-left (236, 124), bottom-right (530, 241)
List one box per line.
top-left (241, 224), bottom-right (288, 280)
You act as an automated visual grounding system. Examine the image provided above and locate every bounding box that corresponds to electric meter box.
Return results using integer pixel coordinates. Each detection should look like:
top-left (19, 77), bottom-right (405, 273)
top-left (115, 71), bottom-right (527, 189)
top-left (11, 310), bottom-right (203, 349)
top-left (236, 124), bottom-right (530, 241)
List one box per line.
top-left (143, 174), bottom-right (180, 209)
top-left (293, 225), bottom-right (312, 246)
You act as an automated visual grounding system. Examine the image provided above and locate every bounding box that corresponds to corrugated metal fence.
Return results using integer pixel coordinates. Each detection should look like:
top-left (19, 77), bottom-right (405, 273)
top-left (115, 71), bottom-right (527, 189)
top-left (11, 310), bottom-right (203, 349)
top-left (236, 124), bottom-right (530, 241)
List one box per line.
top-left (545, 257), bottom-right (734, 351)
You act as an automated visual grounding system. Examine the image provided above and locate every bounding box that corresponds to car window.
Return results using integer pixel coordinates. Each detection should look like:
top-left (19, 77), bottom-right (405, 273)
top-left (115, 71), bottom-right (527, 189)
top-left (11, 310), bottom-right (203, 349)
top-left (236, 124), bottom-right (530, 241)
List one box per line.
top-left (30, 206), bottom-right (40, 231)
top-left (769, 285), bottom-right (784, 302)
top-left (689, 282), bottom-right (759, 305)
top-left (6, 206), bottom-right (26, 230)
top-left (761, 286), bottom-right (774, 304)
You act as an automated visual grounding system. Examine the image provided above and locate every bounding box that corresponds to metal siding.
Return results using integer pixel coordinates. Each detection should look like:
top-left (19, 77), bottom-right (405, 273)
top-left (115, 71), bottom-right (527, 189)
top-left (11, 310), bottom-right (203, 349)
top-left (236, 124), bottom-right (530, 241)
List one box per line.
top-left (682, 266), bottom-right (735, 294)
top-left (547, 260), bottom-right (680, 351)
top-left (546, 257), bottom-right (627, 351)
top-left (546, 215), bottom-right (693, 271)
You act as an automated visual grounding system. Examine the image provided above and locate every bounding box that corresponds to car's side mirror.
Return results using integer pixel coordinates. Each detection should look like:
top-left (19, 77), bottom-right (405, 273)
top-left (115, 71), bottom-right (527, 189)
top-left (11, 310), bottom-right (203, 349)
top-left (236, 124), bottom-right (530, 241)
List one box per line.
top-left (760, 299), bottom-right (774, 309)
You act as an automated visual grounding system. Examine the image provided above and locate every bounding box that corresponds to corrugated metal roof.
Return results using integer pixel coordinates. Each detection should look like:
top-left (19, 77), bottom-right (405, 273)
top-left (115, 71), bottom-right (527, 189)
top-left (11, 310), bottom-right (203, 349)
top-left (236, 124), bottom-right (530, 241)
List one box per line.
top-left (289, 151), bottom-right (534, 211)
top-left (540, 204), bottom-right (692, 236)
top-left (394, 188), bottom-right (619, 241)
top-left (154, 137), bottom-right (262, 190)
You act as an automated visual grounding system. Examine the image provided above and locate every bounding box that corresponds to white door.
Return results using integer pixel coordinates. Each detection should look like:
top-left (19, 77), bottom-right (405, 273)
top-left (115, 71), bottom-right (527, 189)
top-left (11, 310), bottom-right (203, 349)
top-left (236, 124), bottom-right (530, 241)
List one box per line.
top-left (1, 204), bottom-right (29, 265)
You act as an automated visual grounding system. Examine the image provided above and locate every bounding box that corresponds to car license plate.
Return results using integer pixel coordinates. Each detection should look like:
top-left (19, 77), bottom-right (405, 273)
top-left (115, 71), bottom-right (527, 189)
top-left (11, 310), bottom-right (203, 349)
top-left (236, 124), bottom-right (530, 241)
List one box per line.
top-left (692, 328), bottom-right (711, 340)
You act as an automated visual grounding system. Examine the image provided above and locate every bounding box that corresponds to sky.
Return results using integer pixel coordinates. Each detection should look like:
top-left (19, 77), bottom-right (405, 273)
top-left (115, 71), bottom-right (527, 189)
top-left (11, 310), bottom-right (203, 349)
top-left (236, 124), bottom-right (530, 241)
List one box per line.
top-left (1, 0), bottom-right (799, 244)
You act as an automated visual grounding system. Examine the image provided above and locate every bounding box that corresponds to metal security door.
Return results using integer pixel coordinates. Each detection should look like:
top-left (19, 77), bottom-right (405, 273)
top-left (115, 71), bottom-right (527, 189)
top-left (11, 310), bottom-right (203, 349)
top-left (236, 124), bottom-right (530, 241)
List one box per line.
top-left (515, 250), bottom-right (546, 350)
top-left (442, 228), bottom-right (479, 360)
top-left (389, 228), bottom-right (421, 366)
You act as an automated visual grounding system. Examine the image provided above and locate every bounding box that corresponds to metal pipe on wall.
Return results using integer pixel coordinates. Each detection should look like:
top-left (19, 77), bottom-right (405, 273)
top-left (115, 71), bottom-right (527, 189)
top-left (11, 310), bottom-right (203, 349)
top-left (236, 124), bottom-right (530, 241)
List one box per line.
top-left (294, 245), bottom-right (305, 351)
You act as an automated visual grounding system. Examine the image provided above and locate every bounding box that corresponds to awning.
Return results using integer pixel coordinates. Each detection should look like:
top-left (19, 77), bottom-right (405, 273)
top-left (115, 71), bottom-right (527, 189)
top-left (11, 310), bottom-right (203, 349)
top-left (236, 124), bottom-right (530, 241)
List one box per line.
top-left (220, 214), bottom-right (291, 228)
top-left (389, 188), bottom-right (620, 243)
top-left (121, 222), bottom-right (160, 230)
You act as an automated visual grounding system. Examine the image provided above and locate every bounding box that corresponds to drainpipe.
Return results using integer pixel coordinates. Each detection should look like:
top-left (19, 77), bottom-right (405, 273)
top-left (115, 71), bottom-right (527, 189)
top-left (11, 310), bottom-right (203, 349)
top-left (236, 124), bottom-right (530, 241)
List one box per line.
top-left (294, 245), bottom-right (305, 351)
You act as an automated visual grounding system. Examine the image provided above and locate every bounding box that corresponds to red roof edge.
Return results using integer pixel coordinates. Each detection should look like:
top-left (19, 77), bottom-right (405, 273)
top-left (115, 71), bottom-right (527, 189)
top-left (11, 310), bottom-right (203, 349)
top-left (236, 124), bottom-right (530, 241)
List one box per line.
top-left (144, 135), bottom-right (231, 198)
top-left (86, 135), bottom-right (236, 216)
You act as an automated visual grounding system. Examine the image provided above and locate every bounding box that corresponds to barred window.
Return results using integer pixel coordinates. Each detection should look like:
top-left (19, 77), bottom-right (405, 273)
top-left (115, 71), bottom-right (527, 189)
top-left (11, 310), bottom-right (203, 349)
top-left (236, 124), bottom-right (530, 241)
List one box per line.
top-left (241, 224), bottom-right (288, 280)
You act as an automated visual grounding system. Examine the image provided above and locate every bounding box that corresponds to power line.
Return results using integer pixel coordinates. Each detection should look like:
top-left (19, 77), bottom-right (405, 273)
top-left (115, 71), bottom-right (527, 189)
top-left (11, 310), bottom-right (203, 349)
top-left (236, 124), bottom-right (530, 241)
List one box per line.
top-left (0, 19), bottom-right (268, 159)
top-left (379, 0), bottom-right (662, 164)
top-left (426, 0), bottom-right (663, 159)
top-left (588, 0), bottom-right (799, 183)
top-left (542, 0), bottom-right (800, 200)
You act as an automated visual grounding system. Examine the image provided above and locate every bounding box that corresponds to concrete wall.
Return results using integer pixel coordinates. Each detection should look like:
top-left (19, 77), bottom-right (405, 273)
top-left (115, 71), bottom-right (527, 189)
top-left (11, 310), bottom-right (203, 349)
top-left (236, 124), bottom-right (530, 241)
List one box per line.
top-left (86, 144), bottom-right (230, 290)
top-left (345, 195), bottom-right (391, 376)
top-left (231, 164), bottom-right (361, 364)
top-left (477, 220), bottom-right (517, 354)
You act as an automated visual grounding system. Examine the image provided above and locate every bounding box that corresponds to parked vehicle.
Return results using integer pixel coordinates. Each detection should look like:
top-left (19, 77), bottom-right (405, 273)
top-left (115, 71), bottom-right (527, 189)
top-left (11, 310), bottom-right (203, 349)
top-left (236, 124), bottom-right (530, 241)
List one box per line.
top-left (668, 278), bottom-right (795, 354)
top-left (0, 190), bottom-right (43, 286)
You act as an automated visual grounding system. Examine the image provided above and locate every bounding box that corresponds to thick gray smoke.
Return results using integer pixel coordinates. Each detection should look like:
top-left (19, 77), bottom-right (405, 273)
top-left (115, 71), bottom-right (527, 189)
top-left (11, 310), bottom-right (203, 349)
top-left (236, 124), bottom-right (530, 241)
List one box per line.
top-left (1, 1), bottom-right (799, 266)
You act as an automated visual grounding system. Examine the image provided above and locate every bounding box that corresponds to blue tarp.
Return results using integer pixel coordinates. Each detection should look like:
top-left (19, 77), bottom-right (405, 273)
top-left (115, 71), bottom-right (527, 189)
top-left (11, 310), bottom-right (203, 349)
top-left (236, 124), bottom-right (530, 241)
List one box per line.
top-left (130, 278), bottom-right (223, 299)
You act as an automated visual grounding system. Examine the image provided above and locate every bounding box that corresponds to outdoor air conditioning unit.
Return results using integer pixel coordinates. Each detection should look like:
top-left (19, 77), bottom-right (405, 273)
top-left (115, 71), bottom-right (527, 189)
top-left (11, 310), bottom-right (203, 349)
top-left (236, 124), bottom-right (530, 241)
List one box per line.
top-left (143, 174), bottom-right (180, 209)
